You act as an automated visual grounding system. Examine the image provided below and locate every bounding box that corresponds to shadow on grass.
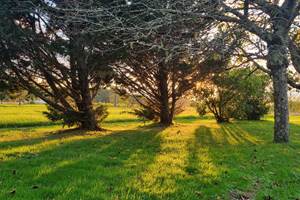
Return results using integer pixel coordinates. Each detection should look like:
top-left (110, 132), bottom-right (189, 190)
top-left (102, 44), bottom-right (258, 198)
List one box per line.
top-left (122, 121), bottom-right (300, 199)
top-left (0, 127), bottom-right (82, 150)
top-left (173, 122), bottom-right (300, 199)
top-left (120, 123), bottom-right (261, 199)
top-left (173, 124), bottom-right (259, 198)
top-left (174, 115), bottom-right (217, 124)
top-left (2, 120), bottom-right (300, 199)
top-left (0, 118), bottom-right (143, 130)
top-left (174, 115), bottom-right (200, 124)
top-left (104, 118), bottom-right (143, 124)
top-left (0, 121), bottom-right (61, 129)
top-left (0, 125), bottom-right (165, 199)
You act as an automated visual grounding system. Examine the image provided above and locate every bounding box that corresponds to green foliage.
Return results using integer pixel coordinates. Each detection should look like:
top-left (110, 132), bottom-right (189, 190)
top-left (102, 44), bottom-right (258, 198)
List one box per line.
top-left (233, 98), bottom-right (270, 120)
top-left (43, 105), bottom-right (108, 128)
top-left (196, 102), bottom-right (207, 116)
top-left (94, 105), bottom-right (109, 123)
top-left (195, 68), bottom-right (271, 122)
top-left (0, 78), bottom-right (36, 103)
top-left (131, 108), bottom-right (158, 122)
top-left (43, 106), bottom-right (80, 127)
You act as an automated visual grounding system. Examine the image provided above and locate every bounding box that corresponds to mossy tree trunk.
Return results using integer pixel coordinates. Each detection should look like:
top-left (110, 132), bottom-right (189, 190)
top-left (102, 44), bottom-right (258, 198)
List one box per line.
top-left (267, 24), bottom-right (289, 143)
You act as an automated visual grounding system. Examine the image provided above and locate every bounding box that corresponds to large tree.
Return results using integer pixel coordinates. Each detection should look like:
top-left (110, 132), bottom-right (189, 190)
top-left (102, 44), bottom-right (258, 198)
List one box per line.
top-left (111, 10), bottom-right (235, 125)
top-left (114, 47), bottom-right (225, 125)
top-left (205, 0), bottom-right (300, 143)
top-left (0, 1), bottom-right (116, 130)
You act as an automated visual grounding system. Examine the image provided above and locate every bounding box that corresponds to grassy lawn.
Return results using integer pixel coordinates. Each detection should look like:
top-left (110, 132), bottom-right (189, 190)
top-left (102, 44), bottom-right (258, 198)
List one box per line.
top-left (1, 105), bottom-right (300, 199)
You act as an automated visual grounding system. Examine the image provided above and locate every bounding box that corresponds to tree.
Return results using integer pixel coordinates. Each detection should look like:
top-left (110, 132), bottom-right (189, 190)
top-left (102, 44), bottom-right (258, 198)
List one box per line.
top-left (191, 0), bottom-right (300, 142)
top-left (114, 44), bottom-right (228, 125)
top-left (194, 68), bottom-right (271, 123)
top-left (0, 1), bottom-right (115, 130)
top-left (218, 1), bottom-right (298, 142)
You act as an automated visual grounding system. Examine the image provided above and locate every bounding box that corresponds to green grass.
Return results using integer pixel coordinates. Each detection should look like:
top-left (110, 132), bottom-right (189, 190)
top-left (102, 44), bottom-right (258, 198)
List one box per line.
top-left (1, 105), bottom-right (300, 199)
top-left (0, 104), bottom-right (139, 129)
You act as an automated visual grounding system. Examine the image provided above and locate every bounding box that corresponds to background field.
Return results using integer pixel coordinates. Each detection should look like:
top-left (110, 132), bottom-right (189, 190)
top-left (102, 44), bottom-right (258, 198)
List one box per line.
top-left (1, 104), bottom-right (300, 199)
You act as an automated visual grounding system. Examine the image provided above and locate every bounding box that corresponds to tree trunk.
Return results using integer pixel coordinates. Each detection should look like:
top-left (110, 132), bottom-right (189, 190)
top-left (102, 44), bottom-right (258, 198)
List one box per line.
top-left (158, 64), bottom-right (173, 126)
top-left (80, 104), bottom-right (99, 130)
top-left (267, 39), bottom-right (289, 143)
top-left (216, 116), bottom-right (229, 123)
top-left (77, 81), bottom-right (100, 130)
top-left (75, 39), bottom-right (100, 131)
top-left (270, 66), bottom-right (289, 143)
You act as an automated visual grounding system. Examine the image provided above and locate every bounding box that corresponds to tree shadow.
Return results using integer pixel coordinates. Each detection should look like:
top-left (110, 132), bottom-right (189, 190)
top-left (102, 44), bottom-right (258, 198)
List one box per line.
top-left (104, 118), bottom-right (143, 124)
top-left (233, 119), bottom-right (300, 145)
top-left (0, 127), bottom-right (84, 151)
top-left (171, 122), bottom-right (300, 199)
top-left (2, 120), bottom-right (300, 199)
top-left (174, 115), bottom-right (200, 124)
top-left (0, 124), bottom-right (165, 199)
top-left (100, 122), bottom-right (263, 199)
top-left (0, 121), bottom-right (60, 129)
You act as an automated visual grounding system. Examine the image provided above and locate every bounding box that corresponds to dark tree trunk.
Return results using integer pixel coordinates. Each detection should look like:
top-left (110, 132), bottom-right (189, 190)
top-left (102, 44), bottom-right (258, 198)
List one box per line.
top-left (78, 71), bottom-right (99, 130)
top-left (79, 94), bottom-right (99, 130)
top-left (75, 39), bottom-right (100, 131)
top-left (216, 116), bottom-right (229, 123)
top-left (158, 64), bottom-right (173, 126)
top-left (267, 37), bottom-right (289, 143)
top-left (80, 108), bottom-right (99, 130)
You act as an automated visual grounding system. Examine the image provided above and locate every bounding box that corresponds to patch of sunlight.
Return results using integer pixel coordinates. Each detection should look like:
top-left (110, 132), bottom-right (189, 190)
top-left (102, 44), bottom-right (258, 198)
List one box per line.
top-left (189, 125), bottom-right (223, 183)
top-left (197, 147), bottom-right (220, 181)
top-left (104, 123), bottom-right (142, 132)
top-left (0, 126), bottom-right (62, 143)
top-left (0, 133), bottom-right (103, 161)
top-left (228, 125), bottom-right (261, 144)
top-left (201, 120), bottom-right (221, 129)
top-left (221, 126), bottom-right (241, 145)
top-left (35, 159), bottom-right (77, 178)
top-left (209, 124), bottom-right (261, 145)
top-left (129, 125), bottom-right (198, 196)
top-left (210, 127), bottom-right (227, 144)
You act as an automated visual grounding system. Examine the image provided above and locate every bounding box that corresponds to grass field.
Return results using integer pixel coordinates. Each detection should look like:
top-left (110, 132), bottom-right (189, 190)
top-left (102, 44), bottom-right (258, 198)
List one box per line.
top-left (1, 104), bottom-right (300, 199)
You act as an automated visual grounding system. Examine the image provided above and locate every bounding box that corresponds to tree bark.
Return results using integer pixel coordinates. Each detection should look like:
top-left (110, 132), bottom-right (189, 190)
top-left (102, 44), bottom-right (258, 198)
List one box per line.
top-left (80, 106), bottom-right (99, 130)
top-left (74, 39), bottom-right (100, 131)
top-left (78, 77), bottom-right (100, 130)
top-left (270, 66), bottom-right (289, 143)
top-left (158, 64), bottom-right (173, 125)
top-left (216, 116), bottom-right (229, 123)
top-left (267, 39), bottom-right (289, 143)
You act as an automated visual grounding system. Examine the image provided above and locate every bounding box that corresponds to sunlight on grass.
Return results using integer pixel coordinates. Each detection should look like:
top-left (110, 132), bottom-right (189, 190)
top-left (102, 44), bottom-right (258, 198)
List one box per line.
top-left (130, 122), bottom-right (223, 196)
top-left (199, 120), bottom-right (261, 145)
top-left (1, 105), bottom-right (300, 199)
top-left (35, 159), bottom-right (77, 179)
top-left (0, 132), bottom-right (100, 161)
top-left (130, 125), bottom-right (195, 195)
top-left (0, 126), bottom-right (63, 143)
top-left (197, 147), bottom-right (220, 179)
